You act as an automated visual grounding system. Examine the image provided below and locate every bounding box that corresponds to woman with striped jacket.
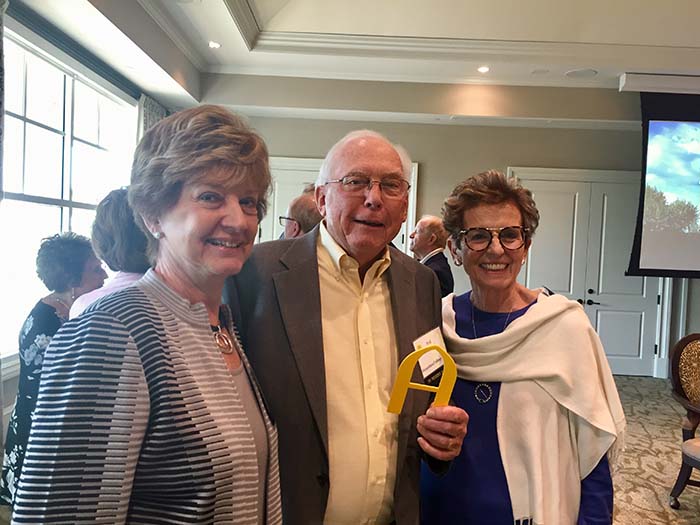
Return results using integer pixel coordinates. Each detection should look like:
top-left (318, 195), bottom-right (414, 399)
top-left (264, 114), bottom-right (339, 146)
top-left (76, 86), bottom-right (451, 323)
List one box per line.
top-left (12, 105), bottom-right (282, 525)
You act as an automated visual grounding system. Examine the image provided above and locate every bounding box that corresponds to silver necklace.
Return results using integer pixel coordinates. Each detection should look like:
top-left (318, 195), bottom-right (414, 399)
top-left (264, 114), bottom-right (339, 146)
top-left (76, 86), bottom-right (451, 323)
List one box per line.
top-left (470, 299), bottom-right (512, 404)
top-left (470, 299), bottom-right (513, 339)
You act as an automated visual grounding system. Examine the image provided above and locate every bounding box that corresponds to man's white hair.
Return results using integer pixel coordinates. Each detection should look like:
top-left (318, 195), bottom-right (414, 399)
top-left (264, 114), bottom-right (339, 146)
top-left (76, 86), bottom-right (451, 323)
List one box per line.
top-left (315, 130), bottom-right (412, 187)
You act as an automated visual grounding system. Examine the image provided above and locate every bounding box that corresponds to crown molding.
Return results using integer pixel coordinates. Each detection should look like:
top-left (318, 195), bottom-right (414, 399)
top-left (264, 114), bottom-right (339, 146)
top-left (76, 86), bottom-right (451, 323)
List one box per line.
top-left (253, 32), bottom-right (700, 73)
top-left (229, 105), bottom-right (640, 131)
top-left (137, 0), bottom-right (207, 70)
top-left (253, 32), bottom-right (615, 59)
top-left (207, 63), bottom-right (619, 88)
top-left (223, 0), bottom-right (261, 51)
top-left (255, 32), bottom-right (566, 59)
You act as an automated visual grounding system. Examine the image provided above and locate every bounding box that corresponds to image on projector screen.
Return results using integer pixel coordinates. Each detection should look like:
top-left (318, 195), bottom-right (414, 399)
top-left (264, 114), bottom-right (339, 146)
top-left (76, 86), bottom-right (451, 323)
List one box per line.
top-left (640, 120), bottom-right (700, 271)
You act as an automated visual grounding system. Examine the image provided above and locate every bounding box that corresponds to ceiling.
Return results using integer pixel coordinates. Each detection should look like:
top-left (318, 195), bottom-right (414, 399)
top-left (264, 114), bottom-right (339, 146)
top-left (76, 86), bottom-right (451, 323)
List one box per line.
top-left (9, 0), bottom-right (700, 128)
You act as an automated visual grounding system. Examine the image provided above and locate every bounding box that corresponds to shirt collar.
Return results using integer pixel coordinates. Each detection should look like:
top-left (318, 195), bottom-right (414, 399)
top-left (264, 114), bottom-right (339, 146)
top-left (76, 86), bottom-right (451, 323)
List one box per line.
top-left (318, 221), bottom-right (392, 277)
top-left (139, 268), bottom-right (209, 325)
top-left (420, 247), bottom-right (445, 264)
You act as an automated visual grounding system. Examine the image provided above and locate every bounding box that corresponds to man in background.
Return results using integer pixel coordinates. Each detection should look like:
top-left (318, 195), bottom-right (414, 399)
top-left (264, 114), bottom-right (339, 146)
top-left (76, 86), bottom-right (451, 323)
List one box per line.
top-left (410, 215), bottom-right (454, 297)
top-left (280, 191), bottom-right (322, 239)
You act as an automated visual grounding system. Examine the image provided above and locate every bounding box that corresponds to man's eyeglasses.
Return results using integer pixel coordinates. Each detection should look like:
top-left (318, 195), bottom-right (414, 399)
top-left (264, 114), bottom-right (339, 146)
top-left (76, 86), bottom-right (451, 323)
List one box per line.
top-left (459, 226), bottom-right (529, 252)
top-left (325, 174), bottom-right (410, 198)
top-left (278, 216), bottom-right (299, 227)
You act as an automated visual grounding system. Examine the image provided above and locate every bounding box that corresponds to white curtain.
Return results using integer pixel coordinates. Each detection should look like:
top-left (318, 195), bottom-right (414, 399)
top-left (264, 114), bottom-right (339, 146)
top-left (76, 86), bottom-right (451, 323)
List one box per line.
top-left (137, 94), bottom-right (169, 141)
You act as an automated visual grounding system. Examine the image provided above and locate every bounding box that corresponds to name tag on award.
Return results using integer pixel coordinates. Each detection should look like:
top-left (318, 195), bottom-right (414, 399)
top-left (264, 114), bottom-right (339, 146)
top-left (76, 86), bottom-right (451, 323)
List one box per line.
top-left (415, 327), bottom-right (448, 386)
top-left (387, 327), bottom-right (456, 414)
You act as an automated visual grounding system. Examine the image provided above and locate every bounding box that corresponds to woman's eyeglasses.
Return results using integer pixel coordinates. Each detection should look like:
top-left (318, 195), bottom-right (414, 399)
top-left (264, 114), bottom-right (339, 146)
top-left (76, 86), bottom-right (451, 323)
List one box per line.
top-left (459, 226), bottom-right (529, 251)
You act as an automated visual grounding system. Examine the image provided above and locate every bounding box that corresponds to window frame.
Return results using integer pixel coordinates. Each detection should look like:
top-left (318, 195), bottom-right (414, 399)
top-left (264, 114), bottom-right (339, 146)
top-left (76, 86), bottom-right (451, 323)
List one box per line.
top-left (1, 29), bottom-right (138, 374)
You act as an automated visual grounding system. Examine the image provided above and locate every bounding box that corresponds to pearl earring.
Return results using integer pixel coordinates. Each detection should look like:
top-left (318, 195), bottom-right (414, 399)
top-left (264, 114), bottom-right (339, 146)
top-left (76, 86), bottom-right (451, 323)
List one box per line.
top-left (454, 259), bottom-right (463, 267)
top-left (153, 231), bottom-right (163, 240)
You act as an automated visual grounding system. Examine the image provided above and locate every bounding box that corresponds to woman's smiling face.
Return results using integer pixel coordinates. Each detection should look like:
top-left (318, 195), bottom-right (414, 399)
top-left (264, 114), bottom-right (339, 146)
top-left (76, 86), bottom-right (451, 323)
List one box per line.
top-left (154, 167), bottom-right (261, 287)
top-left (454, 200), bottom-right (529, 296)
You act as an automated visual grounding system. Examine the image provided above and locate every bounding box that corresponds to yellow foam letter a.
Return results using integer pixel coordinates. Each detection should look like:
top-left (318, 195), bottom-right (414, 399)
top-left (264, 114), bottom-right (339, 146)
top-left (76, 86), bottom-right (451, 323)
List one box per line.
top-left (387, 344), bottom-right (457, 414)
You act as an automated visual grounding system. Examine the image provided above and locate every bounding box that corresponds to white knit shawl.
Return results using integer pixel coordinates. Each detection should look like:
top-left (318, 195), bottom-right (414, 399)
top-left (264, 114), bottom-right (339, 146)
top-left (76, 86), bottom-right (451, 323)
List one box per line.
top-left (442, 291), bottom-right (626, 525)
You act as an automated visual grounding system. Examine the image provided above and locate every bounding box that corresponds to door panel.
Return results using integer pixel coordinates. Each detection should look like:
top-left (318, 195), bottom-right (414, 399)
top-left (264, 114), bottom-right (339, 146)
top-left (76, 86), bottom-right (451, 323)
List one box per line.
top-left (596, 310), bottom-right (644, 358)
top-left (585, 182), bottom-right (658, 376)
top-left (259, 160), bottom-right (322, 244)
top-left (261, 173), bottom-right (313, 241)
top-left (594, 191), bottom-right (645, 296)
top-left (519, 180), bottom-right (591, 301)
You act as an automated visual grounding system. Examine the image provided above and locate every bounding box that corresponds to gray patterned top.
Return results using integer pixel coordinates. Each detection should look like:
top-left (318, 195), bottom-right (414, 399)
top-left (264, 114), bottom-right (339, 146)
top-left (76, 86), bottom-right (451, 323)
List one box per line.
top-left (12, 270), bottom-right (282, 524)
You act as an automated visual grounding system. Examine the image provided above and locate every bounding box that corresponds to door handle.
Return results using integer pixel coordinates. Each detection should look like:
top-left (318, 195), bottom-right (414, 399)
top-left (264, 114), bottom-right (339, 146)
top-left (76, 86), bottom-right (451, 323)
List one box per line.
top-left (577, 299), bottom-right (584, 305)
top-left (587, 288), bottom-right (596, 294)
top-left (586, 299), bottom-right (601, 306)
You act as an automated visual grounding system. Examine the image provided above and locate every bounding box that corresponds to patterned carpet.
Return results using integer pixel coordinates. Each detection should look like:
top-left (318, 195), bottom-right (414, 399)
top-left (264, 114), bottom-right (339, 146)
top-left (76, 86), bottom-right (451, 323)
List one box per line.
top-left (614, 375), bottom-right (700, 524)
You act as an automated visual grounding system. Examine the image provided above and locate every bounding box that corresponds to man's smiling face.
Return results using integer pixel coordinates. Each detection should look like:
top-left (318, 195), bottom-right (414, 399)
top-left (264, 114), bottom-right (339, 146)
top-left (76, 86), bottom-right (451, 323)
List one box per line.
top-left (316, 135), bottom-right (408, 272)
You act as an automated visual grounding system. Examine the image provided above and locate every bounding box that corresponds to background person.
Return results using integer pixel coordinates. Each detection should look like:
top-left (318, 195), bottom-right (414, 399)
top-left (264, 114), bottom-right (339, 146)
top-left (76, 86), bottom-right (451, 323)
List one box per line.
top-left (226, 130), bottom-right (467, 525)
top-left (409, 214), bottom-right (454, 297)
top-left (279, 191), bottom-right (323, 239)
top-left (70, 188), bottom-right (150, 318)
top-left (12, 105), bottom-right (282, 524)
top-left (1, 233), bottom-right (105, 508)
top-left (420, 170), bottom-right (625, 525)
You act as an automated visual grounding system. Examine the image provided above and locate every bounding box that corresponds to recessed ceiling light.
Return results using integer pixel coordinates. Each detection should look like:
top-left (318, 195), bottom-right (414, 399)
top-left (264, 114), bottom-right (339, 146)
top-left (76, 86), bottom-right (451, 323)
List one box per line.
top-left (208, 41), bottom-right (221, 49)
top-left (477, 66), bottom-right (490, 74)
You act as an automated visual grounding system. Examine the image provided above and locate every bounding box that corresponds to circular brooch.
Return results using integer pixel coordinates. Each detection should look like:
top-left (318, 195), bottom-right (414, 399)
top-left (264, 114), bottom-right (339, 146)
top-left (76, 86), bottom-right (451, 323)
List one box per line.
top-left (474, 383), bottom-right (493, 404)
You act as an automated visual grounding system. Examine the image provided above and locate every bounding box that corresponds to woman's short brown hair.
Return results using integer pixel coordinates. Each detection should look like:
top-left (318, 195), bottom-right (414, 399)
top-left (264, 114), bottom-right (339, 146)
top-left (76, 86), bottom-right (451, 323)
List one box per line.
top-left (442, 170), bottom-right (540, 248)
top-left (92, 188), bottom-right (150, 274)
top-left (128, 105), bottom-right (271, 260)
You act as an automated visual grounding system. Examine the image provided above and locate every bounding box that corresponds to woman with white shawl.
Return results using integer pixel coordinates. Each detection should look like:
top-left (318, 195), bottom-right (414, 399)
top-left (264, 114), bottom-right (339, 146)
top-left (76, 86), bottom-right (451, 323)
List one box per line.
top-left (420, 170), bottom-right (625, 525)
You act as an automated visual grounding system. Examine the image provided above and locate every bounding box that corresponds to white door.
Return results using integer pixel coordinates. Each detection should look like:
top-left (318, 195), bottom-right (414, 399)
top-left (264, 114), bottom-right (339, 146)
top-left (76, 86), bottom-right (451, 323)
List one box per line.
top-left (259, 158), bottom-right (323, 242)
top-left (585, 182), bottom-right (659, 376)
top-left (512, 168), bottom-right (659, 376)
top-left (261, 157), bottom-right (418, 254)
top-left (519, 179), bottom-right (591, 303)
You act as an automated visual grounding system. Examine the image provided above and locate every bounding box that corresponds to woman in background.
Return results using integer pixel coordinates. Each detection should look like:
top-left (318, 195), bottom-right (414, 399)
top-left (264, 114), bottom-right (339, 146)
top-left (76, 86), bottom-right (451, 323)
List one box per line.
top-left (70, 187), bottom-right (150, 318)
top-left (12, 105), bottom-right (282, 524)
top-left (0, 233), bottom-right (105, 507)
top-left (421, 170), bottom-right (625, 525)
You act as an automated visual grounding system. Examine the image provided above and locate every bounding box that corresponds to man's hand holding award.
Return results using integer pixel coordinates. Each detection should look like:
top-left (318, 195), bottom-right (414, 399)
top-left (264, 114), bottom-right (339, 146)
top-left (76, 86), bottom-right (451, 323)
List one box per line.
top-left (388, 327), bottom-right (468, 461)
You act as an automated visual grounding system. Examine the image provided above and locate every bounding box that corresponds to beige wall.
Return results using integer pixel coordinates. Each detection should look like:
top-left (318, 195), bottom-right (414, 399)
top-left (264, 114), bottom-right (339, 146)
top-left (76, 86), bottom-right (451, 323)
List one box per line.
top-left (206, 75), bottom-right (640, 123)
top-left (249, 116), bottom-right (645, 293)
top-left (251, 114), bottom-right (700, 339)
top-left (249, 116), bottom-right (642, 218)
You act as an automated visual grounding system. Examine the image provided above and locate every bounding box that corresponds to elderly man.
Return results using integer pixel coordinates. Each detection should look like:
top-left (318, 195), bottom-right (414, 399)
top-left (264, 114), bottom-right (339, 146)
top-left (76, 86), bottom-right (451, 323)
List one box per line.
top-left (280, 192), bottom-right (323, 238)
top-left (409, 215), bottom-right (454, 297)
top-left (225, 130), bottom-right (468, 525)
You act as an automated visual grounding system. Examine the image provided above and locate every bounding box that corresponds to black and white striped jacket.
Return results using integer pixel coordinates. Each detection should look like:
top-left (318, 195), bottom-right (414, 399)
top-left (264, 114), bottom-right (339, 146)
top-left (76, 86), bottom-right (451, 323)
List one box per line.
top-left (12, 270), bottom-right (282, 524)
